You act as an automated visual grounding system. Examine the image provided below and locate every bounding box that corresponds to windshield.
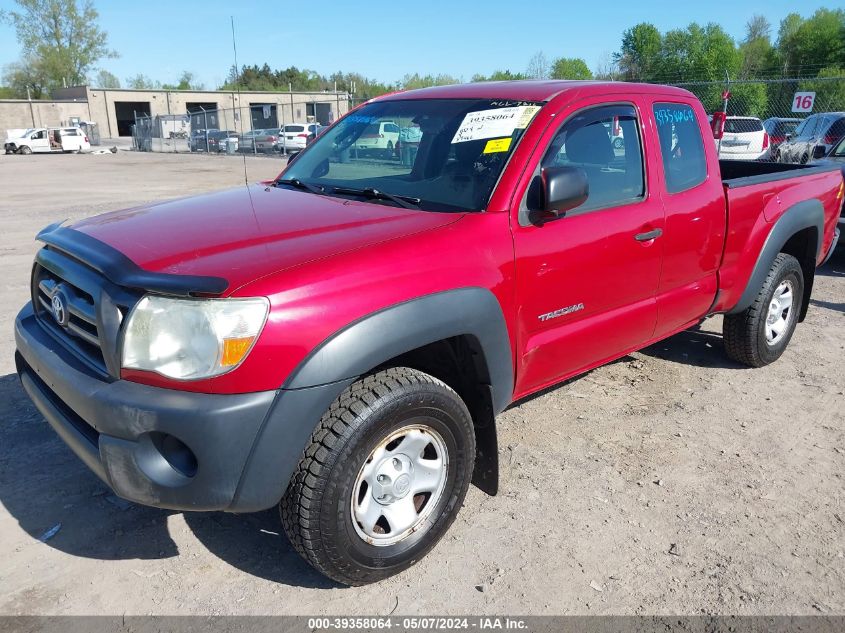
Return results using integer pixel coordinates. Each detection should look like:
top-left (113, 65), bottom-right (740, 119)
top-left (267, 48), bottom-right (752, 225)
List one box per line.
top-left (281, 98), bottom-right (544, 212)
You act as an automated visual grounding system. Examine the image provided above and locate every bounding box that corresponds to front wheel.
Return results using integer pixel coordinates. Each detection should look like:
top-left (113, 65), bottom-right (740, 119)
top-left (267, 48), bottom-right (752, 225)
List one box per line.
top-left (723, 253), bottom-right (804, 367)
top-left (18, 145), bottom-right (32, 155)
top-left (280, 367), bottom-right (475, 585)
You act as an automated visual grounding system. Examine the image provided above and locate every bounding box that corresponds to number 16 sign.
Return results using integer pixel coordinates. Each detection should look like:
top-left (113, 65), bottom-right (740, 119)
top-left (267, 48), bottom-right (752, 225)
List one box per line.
top-left (792, 92), bottom-right (816, 113)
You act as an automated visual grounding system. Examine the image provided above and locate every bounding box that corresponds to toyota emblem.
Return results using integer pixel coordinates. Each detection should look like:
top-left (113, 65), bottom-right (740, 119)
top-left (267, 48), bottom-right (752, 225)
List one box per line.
top-left (51, 293), bottom-right (68, 327)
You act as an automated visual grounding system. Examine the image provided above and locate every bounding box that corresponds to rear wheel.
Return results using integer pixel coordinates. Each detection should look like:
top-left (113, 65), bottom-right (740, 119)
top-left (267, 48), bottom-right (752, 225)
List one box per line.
top-left (280, 367), bottom-right (475, 586)
top-left (723, 253), bottom-right (803, 367)
top-left (384, 140), bottom-right (394, 159)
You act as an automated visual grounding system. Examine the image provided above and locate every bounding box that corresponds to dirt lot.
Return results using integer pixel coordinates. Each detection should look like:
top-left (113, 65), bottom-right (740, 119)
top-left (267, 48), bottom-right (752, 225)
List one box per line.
top-left (0, 150), bottom-right (843, 616)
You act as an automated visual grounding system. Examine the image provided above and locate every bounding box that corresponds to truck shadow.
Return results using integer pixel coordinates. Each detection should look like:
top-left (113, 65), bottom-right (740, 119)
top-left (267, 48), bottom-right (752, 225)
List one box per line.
top-left (810, 298), bottom-right (845, 314)
top-left (0, 373), bottom-right (335, 589)
top-left (817, 245), bottom-right (845, 278)
top-left (638, 324), bottom-right (746, 370)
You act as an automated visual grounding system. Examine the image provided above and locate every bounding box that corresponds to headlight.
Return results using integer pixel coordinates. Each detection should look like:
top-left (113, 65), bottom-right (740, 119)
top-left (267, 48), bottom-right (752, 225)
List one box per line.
top-left (122, 295), bottom-right (269, 380)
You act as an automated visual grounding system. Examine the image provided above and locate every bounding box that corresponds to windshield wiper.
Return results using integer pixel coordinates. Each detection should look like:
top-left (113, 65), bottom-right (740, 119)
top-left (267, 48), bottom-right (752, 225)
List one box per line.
top-left (275, 178), bottom-right (326, 196)
top-left (331, 186), bottom-right (421, 209)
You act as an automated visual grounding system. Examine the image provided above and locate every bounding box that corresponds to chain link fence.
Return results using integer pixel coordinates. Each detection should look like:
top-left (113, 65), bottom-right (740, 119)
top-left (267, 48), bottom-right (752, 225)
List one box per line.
top-left (131, 96), bottom-right (350, 157)
top-left (665, 75), bottom-right (845, 162)
top-left (128, 76), bottom-right (845, 165)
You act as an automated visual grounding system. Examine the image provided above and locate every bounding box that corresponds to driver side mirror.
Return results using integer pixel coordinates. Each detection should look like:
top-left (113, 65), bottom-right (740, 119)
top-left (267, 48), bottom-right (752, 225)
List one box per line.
top-left (539, 166), bottom-right (589, 218)
top-left (812, 144), bottom-right (827, 159)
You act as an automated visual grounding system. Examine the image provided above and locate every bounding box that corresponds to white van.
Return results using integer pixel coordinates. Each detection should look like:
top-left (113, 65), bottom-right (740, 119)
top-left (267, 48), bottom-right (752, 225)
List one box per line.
top-left (4, 127), bottom-right (91, 154)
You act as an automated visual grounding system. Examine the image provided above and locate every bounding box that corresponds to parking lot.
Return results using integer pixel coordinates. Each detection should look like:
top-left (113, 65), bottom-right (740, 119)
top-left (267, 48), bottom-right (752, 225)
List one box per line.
top-left (0, 150), bottom-right (843, 615)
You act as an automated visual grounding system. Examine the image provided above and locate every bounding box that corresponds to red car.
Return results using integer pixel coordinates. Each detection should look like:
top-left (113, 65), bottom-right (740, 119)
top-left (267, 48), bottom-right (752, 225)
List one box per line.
top-left (15, 81), bottom-right (843, 585)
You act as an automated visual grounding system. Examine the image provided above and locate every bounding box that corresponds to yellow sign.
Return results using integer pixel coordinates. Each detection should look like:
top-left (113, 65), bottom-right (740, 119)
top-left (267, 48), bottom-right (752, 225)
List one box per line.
top-left (483, 137), bottom-right (512, 154)
top-left (515, 105), bottom-right (541, 129)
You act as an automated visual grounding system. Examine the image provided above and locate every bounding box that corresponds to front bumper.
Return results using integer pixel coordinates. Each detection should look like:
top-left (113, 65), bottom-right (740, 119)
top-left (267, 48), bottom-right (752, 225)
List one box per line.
top-left (15, 302), bottom-right (277, 511)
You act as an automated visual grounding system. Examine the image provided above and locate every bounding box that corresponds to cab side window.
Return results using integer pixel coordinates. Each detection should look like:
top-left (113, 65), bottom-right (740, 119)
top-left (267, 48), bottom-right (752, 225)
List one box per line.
top-left (541, 104), bottom-right (645, 213)
top-left (653, 103), bottom-right (707, 194)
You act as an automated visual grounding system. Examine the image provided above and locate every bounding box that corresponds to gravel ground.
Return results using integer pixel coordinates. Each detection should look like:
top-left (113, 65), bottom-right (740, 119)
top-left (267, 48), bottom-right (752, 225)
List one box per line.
top-left (0, 150), bottom-right (843, 615)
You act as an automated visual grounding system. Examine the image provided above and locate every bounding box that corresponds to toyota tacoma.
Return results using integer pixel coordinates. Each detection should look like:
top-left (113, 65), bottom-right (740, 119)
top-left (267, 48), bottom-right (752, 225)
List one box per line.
top-left (15, 81), bottom-right (843, 585)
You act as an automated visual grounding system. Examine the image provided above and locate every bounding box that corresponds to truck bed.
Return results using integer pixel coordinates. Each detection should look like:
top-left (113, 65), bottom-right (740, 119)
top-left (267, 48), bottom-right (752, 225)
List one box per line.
top-left (719, 159), bottom-right (840, 189)
top-left (713, 159), bottom-right (843, 315)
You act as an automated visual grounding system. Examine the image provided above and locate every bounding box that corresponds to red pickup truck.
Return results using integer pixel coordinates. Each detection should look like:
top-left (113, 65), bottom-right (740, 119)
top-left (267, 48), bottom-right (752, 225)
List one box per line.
top-left (15, 81), bottom-right (842, 585)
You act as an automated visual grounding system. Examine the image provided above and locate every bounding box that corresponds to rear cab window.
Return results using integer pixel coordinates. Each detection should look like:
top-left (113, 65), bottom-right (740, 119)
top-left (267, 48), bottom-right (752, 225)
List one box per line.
top-left (653, 103), bottom-right (707, 194)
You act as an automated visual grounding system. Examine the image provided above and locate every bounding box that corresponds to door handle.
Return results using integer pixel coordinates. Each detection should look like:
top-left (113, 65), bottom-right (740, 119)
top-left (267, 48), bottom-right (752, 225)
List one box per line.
top-left (634, 228), bottom-right (663, 242)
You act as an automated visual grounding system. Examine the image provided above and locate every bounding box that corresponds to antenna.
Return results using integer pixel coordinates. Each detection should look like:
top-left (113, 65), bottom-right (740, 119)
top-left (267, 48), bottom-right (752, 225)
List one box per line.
top-left (230, 16), bottom-right (248, 186)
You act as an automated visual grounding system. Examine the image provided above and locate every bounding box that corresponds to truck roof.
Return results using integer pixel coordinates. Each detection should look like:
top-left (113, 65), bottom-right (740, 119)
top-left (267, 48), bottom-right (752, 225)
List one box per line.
top-left (375, 80), bottom-right (696, 102)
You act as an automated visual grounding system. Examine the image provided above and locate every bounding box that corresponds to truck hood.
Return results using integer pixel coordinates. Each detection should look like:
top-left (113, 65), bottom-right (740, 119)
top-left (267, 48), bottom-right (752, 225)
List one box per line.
top-left (71, 184), bottom-right (463, 294)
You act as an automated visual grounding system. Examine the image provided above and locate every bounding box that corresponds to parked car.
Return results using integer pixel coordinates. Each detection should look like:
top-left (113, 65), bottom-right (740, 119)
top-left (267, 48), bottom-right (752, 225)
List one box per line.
top-left (811, 135), bottom-right (845, 230)
top-left (218, 135), bottom-right (239, 153)
top-left (716, 116), bottom-right (770, 161)
top-left (189, 129), bottom-right (217, 152)
top-left (778, 112), bottom-right (845, 164)
top-left (14, 82), bottom-right (843, 587)
top-left (4, 127), bottom-right (90, 154)
top-left (253, 128), bottom-right (283, 153)
top-left (207, 130), bottom-right (238, 153)
top-left (763, 117), bottom-right (801, 155)
top-left (238, 129), bottom-right (266, 152)
top-left (271, 124), bottom-right (317, 153)
top-left (353, 120), bottom-right (400, 156)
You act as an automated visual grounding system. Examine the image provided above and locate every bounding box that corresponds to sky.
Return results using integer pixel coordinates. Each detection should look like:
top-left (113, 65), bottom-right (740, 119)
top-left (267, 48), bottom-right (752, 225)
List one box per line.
top-left (0, 0), bottom-right (839, 90)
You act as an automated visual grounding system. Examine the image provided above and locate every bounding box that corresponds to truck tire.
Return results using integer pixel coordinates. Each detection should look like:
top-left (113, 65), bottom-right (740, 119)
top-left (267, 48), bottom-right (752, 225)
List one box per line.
top-left (280, 367), bottom-right (475, 585)
top-left (19, 145), bottom-right (32, 155)
top-left (723, 253), bottom-right (804, 367)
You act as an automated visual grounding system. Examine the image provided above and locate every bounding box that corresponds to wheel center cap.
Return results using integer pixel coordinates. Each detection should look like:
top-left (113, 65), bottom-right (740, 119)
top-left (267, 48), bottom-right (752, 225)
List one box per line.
top-left (393, 474), bottom-right (411, 497)
top-left (372, 454), bottom-right (414, 504)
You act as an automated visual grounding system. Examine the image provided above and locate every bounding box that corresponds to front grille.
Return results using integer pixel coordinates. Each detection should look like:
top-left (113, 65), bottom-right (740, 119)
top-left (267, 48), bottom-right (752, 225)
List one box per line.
top-left (32, 246), bottom-right (138, 378)
top-left (36, 270), bottom-right (100, 349)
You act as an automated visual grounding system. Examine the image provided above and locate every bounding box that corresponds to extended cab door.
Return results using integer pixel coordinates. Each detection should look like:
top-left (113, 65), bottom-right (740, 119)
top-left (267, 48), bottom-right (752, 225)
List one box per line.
top-left (649, 100), bottom-right (725, 337)
top-left (511, 99), bottom-right (664, 397)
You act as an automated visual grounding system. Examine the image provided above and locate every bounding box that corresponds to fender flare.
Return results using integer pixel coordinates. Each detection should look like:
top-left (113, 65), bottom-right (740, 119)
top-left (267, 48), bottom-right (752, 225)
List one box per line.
top-left (229, 287), bottom-right (514, 511)
top-left (728, 199), bottom-right (823, 315)
top-left (284, 287), bottom-right (514, 412)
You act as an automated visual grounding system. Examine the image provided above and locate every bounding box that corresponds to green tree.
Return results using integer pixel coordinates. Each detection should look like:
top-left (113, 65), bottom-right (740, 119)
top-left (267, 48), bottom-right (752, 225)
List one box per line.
top-left (2, 54), bottom-right (50, 98)
top-left (614, 23), bottom-right (662, 81)
top-left (799, 66), bottom-right (845, 112)
top-left (775, 10), bottom-right (845, 76)
top-left (126, 74), bottom-right (160, 90)
top-left (1, 0), bottom-right (116, 90)
top-left (549, 57), bottom-right (592, 80)
top-left (739, 15), bottom-right (773, 78)
top-left (400, 73), bottom-right (459, 90)
top-left (471, 70), bottom-right (527, 82)
top-left (162, 71), bottom-right (204, 91)
top-left (95, 69), bottom-right (120, 89)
